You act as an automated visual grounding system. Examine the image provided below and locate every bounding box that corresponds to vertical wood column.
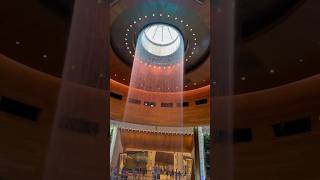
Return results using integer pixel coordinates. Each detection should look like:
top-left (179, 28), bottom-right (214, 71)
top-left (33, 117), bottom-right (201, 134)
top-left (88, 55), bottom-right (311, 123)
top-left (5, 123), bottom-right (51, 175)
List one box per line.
top-left (193, 127), bottom-right (201, 180)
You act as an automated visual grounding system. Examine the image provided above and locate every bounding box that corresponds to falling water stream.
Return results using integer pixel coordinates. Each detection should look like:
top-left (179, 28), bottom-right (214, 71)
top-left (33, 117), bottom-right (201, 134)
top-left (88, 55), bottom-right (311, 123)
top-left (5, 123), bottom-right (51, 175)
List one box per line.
top-left (118, 24), bottom-right (186, 176)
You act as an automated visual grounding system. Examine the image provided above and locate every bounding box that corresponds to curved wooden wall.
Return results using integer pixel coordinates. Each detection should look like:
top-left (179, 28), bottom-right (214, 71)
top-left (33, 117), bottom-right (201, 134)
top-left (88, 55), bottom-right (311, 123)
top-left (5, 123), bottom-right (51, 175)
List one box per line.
top-left (1, 53), bottom-right (320, 179)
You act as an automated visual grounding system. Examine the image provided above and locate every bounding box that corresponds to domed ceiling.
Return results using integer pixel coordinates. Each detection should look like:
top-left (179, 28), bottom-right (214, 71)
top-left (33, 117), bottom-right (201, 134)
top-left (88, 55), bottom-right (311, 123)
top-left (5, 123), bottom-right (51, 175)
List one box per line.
top-left (0, 0), bottom-right (319, 94)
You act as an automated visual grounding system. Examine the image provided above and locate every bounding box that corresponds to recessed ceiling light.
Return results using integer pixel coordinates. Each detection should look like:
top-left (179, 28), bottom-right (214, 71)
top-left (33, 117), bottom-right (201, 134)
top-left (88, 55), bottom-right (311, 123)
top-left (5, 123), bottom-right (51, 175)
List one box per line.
top-left (270, 69), bottom-right (275, 74)
top-left (114, 74), bottom-right (117, 76)
top-left (185, 85), bottom-right (188, 87)
top-left (160, 13), bottom-right (162, 16)
top-left (152, 13), bottom-right (155, 16)
top-left (127, 29), bottom-right (130, 31)
top-left (241, 76), bottom-right (246, 81)
top-left (123, 78), bottom-right (126, 81)
top-left (42, 54), bottom-right (48, 58)
top-left (167, 15), bottom-right (170, 17)
top-left (186, 24), bottom-right (189, 27)
top-left (190, 29), bottom-right (193, 31)
top-left (15, 41), bottom-right (21, 45)
top-left (299, 58), bottom-right (304, 63)
top-left (139, 18), bottom-right (142, 20)
top-left (145, 16), bottom-right (147, 18)
top-left (175, 17), bottom-right (178, 20)
top-left (129, 25), bottom-right (132, 27)
top-left (133, 21), bottom-right (136, 24)
top-left (193, 83), bottom-right (197, 85)
top-left (180, 20), bottom-right (183, 23)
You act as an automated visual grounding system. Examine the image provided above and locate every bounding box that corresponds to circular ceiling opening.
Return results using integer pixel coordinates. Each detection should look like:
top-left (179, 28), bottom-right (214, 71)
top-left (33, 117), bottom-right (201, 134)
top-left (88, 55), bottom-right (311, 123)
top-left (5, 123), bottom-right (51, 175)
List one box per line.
top-left (141, 23), bottom-right (182, 57)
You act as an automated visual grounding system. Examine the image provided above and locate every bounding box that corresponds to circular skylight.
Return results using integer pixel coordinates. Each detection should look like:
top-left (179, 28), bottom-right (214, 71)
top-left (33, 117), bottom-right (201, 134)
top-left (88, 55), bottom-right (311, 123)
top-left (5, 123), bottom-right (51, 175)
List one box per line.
top-left (141, 23), bottom-right (182, 57)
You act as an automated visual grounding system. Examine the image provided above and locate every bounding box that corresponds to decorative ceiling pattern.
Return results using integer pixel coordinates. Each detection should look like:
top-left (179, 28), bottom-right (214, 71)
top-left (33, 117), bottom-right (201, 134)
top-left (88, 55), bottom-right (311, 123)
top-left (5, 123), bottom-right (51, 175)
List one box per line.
top-left (0, 0), bottom-right (319, 94)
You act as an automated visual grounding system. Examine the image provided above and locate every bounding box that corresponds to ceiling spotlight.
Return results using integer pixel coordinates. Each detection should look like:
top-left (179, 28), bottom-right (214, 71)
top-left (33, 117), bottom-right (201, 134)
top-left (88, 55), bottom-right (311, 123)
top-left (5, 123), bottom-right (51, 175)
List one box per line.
top-left (139, 18), bottom-right (142, 20)
top-left (127, 29), bottom-right (130, 31)
top-left (241, 76), bottom-right (246, 81)
top-left (42, 54), bottom-right (48, 58)
top-left (270, 69), bottom-right (275, 74)
top-left (15, 41), bottom-right (21, 45)
top-left (114, 74), bottom-right (117, 76)
top-left (180, 20), bottom-right (183, 23)
top-left (193, 33), bottom-right (196, 36)
top-left (175, 17), bottom-right (178, 20)
top-left (123, 78), bottom-right (126, 81)
top-left (152, 13), bottom-right (155, 16)
top-left (133, 21), bottom-right (136, 24)
top-left (299, 58), bottom-right (304, 63)
top-left (190, 29), bottom-right (193, 31)
top-left (186, 24), bottom-right (189, 27)
top-left (194, 43), bottom-right (197, 45)
top-left (145, 16), bottom-right (147, 18)
top-left (167, 15), bottom-right (170, 17)
top-left (193, 83), bottom-right (197, 85)
top-left (160, 13), bottom-right (162, 16)
top-left (129, 25), bottom-right (132, 27)
top-left (185, 85), bottom-right (188, 87)
top-left (129, 51), bottom-right (132, 54)
top-left (125, 38), bottom-right (127, 41)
